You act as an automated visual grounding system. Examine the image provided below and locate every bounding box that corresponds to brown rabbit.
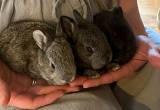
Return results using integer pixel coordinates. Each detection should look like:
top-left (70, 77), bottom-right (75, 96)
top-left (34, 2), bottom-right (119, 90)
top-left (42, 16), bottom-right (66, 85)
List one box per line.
top-left (0, 21), bottom-right (76, 85)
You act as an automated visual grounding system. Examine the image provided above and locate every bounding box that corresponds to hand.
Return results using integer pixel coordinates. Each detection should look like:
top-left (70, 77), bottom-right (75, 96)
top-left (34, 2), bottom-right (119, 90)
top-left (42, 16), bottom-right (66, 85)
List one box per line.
top-left (148, 48), bottom-right (160, 69)
top-left (70, 39), bottom-right (149, 88)
top-left (70, 62), bottom-right (133, 88)
top-left (138, 35), bottom-right (160, 68)
top-left (0, 61), bottom-right (80, 109)
top-left (70, 59), bottom-right (142, 88)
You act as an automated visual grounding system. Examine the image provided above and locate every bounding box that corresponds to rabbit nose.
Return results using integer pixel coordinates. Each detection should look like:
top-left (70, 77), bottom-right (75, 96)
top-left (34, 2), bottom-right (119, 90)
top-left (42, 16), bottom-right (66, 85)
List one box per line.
top-left (62, 73), bottom-right (75, 83)
top-left (54, 74), bottom-right (75, 85)
top-left (92, 60), bottom-right (106, 70)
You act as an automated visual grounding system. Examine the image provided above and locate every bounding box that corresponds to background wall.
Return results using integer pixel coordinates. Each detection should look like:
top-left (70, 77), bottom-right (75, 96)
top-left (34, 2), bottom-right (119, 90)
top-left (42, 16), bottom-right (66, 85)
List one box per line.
top-left (138, 0), bottom-right (160, 31)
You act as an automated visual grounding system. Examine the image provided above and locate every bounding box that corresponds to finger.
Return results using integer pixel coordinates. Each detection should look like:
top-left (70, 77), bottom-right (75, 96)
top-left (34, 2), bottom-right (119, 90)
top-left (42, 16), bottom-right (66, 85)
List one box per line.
top-left (9, 90), bottom-right (64, 110)
top-left (32, 91), bottom-right (64, 109)
top-left (69, 76), bottom-right (88, 87)
top-left (148, 56), bottom-right (160, 68)
top-left (65, 86), bottom-right (80, 93)
top-left (0, 80), bottom-right (10, 105)
top-left (83, 70), bottom-right (127, 88)
top-left (83, 59), bottom-right (140, 88)
top-left (28, 85), bottom-right (80, 95)
top-left (83, 78), bottom-right (102, 88)
top-left (28, 85), bottom-right (64, 95)
top-left (12, 72), bottom-right (48, 88)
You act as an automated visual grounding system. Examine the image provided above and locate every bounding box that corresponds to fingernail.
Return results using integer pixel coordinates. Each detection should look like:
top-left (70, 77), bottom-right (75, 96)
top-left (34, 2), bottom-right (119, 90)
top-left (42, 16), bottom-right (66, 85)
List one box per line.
top-left (71, 88), bottom-right (80, 92)
top-left (57, 91), bottom-right (65, 96)
top-left (83, 83), bottom-right (99, 88)
top-left (66, 87), bottom-right (80, 93)
top-left (69, 83), bottom-right (76, 87)
top-left (83, 84), bottom-right (90, 88)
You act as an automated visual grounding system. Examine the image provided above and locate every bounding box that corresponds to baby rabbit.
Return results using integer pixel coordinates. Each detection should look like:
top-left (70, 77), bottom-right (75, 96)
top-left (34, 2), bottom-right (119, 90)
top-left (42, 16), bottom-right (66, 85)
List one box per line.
top-left (0, 21), bottom-right (76, 85)
top-left (60, 10), bottom-right (112, 77)
top-left (93, 7), bottom-right (137, 68)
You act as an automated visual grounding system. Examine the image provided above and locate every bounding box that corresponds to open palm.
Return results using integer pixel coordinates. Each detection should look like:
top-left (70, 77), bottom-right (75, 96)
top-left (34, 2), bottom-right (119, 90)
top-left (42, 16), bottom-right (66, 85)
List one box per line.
top-left (0, 61), bottom-right (79, 109)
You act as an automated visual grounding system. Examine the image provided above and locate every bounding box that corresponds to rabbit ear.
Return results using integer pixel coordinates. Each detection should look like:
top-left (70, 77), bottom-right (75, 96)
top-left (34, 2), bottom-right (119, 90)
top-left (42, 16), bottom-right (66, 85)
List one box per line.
top-left (113, 7), bottom-right (123, 16)
top-left (73, 10), bottom-right (86, 24)
top-left (33, 30), bottom-right (48, 50)
top-left (60, 16), bottom-right (77, 38)
top-left (56, 22), bottom-right (63, 37)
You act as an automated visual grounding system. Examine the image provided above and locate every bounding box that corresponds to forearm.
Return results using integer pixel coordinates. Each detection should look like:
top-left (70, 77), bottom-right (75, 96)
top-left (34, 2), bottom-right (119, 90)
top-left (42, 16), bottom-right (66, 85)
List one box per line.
top-left (118, 0), bottom-right (149, 70)
top-left (119, 0), bottom-right (147, 36)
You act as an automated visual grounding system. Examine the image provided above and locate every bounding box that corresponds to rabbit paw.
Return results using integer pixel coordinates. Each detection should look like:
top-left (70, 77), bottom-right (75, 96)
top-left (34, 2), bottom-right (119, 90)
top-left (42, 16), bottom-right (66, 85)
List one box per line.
top-left (107, 63), bottom-right (120, 71)
top-left (83, 70), bottom-right (100, 79)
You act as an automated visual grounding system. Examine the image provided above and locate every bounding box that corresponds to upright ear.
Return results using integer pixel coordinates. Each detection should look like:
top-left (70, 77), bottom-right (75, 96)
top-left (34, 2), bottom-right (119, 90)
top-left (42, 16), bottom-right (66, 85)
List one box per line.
top-left (73, 10), bottom-right (86, 24)
top-left (56, 21), bottom-right (63, 37)
top-left (113, 6), bottom-right (124, 16)
top-left (60, 16), bottom-right (77, 38)
top-left (33, 30), bottom-right (48, 50)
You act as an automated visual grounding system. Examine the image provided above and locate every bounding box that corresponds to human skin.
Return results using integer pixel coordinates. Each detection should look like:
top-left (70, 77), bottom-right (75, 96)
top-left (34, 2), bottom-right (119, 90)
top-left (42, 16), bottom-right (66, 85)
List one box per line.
top-left (138, 35), bottom-right (160, 69)
top-left (0, 0), bottom-right (159, 109)
top-left (0, 60), bottom-right (80, 109)
top-left (70, 0), bottom-right (151, 88)
top-left (148, 48), bottom-right (160, 69)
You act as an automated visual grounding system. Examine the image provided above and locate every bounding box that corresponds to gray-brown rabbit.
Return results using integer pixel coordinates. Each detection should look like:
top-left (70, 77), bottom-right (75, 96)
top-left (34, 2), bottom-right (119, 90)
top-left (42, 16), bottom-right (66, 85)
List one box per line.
top-left (0, 21), bottom-right (76, 85)
top-left (93, 7), bottom-right (137, 67)
top-left (60, 10), bottom-right (112, 77)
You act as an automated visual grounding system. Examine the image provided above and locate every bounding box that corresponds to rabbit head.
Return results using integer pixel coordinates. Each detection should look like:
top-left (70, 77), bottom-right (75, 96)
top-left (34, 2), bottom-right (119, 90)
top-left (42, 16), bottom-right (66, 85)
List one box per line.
top-left (60, 10), bottom-right (112, 70)
top-left (33, 27), bottom-right (76, 85)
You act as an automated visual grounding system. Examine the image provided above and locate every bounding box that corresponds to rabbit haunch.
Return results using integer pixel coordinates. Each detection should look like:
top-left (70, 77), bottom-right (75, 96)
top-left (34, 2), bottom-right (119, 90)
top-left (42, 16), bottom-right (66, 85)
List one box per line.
top-left (0, 21), bottom-right (76, 85)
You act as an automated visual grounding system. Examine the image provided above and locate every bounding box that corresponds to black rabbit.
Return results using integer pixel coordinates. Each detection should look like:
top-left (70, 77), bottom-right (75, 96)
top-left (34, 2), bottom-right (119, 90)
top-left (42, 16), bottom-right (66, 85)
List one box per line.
top-left (93, 7), bottom-right (137, 68)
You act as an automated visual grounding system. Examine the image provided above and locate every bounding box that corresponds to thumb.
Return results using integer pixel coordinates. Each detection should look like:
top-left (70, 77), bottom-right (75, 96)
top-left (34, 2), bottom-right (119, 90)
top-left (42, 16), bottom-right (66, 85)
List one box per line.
top-left (148, 48), bottom-right (160, 57)
top-left (0, 79), bottom-right (11, 106)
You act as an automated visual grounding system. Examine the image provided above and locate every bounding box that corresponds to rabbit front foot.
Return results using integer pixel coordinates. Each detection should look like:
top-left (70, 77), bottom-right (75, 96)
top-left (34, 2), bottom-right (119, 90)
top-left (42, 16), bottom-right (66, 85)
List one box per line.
top-left (107, 63), bottom-right (120, 71)
top-left (83, 69), bottom-right (100, 79)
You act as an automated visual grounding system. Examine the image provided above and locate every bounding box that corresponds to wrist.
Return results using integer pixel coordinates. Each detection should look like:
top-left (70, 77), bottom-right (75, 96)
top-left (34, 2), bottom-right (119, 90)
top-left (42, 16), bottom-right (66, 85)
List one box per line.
top-left (126, 35), bottom-right (150, 72)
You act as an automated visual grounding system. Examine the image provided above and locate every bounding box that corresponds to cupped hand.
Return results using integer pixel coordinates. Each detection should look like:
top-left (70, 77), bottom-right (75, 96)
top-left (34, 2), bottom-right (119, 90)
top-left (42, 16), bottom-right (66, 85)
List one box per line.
top-left (70, 62), bottom-right (146, 89)
top-left (70, 59), bottom-right (143, 88)
top-left (70, 39), bottom-right (149, 88)
top-left (0, 61), bottom-right (80, 110)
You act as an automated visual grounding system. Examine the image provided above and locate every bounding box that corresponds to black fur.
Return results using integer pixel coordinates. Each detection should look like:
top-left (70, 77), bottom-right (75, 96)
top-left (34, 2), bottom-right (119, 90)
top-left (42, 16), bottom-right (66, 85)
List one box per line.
top-left (93, 7), bottom-right (137, 65)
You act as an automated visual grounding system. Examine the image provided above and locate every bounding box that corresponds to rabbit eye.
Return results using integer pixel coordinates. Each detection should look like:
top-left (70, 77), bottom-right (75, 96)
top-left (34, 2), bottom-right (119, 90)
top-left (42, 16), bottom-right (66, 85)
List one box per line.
top-left (51, 64), bottom-right (55, 68)
top-left (86, 47), bottom-right (93, 53)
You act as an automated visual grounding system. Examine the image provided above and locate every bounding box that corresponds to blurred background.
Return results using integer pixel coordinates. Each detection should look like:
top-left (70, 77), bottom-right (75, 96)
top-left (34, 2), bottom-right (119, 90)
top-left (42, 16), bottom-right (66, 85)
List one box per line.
top-left (138, 0), bottom-right (160, 31)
